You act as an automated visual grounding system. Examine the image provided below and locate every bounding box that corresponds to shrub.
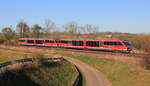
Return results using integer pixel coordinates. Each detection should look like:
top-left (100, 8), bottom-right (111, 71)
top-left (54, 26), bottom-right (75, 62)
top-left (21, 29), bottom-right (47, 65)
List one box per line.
top-left (142, 58), bottom-right (150, 70)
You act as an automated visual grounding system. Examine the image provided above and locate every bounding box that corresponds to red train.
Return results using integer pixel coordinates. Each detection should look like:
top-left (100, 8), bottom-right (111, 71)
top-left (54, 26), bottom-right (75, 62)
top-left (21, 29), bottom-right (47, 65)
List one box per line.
top-left (18, 38), bottom-right (132, 53)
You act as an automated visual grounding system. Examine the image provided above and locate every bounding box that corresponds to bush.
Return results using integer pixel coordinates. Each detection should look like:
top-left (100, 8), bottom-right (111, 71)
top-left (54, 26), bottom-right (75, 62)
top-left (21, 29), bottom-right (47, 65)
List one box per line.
top-left (32, 53), bottom-right (48, 65)
top-left (113, 34), bottom-right (150, 52)
top-left (130, 35), bottom-right (150, 52)
top-left (142, 58), bottom-right (150, 70)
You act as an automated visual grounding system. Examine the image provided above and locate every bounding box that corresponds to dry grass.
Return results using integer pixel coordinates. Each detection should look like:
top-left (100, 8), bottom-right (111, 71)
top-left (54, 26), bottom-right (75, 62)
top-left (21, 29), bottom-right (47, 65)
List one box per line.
top-left (0, 45), bottom-right (57, 63)
top-left (142, 58), bottom-right (150, 70)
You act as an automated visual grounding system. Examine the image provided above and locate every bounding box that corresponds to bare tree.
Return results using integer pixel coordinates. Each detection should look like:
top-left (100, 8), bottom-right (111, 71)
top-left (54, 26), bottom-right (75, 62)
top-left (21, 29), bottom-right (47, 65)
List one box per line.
top-left (80, 24), bottom-right (99, 34)
top-left (2, 27), bottom-right (15, 40)
top-left (64, 21), bottom-right (78, 34)
top-left (92, 25), bottom-right (99, 34)
top-left (16, 20), bottom-right (30, 38)
top-left (44, 20), bottom-right (56, 34)
top-left (86, 24), bottom-right (93, 33)
top-left (79, 26), bottom-right (87, 34)
top-left (31, 24), bottom-right (42, 38)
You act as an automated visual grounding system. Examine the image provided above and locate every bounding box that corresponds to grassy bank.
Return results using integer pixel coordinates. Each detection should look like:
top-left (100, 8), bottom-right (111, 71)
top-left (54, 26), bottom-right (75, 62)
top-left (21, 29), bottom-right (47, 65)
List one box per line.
top-left (0, 46), bottom-right (79, 86)
top-left (61, 53), bottom-right (150, 86)
top-left (0, 60), bottom-right (78, 86)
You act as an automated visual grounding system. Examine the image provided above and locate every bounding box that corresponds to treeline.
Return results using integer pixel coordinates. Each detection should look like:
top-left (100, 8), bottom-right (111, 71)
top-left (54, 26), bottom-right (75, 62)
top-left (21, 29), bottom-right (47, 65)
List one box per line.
top-left (1, 20), bottom-right (150, 53)
top-left (0, 20), bottom-right (99, 45)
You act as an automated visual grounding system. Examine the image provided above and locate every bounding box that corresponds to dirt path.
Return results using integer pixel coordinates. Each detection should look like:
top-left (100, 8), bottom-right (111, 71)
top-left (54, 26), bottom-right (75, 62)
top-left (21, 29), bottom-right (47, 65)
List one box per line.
top-left (64, 57), bottom-right (111, 86)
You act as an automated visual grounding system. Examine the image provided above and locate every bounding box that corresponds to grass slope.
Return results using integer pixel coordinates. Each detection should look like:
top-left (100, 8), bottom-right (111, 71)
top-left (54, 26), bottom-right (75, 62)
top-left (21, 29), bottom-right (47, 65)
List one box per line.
top-left (0, 46), bottom-right (78, 86)
top-left (62, 53), bottom-right (150, 86)
top-left (0, 61), bottom-right (78, 86)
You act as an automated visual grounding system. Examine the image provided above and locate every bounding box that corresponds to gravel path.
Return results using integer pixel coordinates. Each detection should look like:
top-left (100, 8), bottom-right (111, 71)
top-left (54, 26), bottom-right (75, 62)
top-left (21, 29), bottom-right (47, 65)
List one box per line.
top-left (64, 57), bottom-right (111, 86)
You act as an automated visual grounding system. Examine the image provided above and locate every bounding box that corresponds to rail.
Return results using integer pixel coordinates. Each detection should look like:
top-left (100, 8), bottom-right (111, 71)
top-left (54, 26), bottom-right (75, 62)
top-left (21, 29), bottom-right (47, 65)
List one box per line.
top-left (0, 57), bottom-right (64, 68)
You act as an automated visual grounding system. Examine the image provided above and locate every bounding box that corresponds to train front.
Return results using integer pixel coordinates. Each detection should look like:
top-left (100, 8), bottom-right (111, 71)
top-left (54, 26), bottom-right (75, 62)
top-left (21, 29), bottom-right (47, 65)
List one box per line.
top-left (123, 40), bottom-right (132, 52)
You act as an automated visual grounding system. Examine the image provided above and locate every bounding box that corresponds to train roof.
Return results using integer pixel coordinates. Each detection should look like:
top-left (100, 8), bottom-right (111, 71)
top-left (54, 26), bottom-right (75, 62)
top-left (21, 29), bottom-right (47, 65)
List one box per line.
top-left (60, 38), bottom-right (129, 41)
top-left (19, 38), bottom-right (130, 42)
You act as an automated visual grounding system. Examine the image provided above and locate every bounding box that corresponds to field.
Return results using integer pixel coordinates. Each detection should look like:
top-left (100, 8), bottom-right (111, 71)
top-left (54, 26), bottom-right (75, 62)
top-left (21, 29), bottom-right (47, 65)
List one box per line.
top-left (0, 46), bottom-right (78, 86)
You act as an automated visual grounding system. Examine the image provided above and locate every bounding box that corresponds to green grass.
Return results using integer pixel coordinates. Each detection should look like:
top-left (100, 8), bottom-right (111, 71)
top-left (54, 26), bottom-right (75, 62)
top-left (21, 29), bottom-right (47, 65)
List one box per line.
top-left (61, 53), bottom-right (150, 86)
top-left (28, 61), bottom-right (78, 86)
top-left (0, 61), bottom-right (78, 86)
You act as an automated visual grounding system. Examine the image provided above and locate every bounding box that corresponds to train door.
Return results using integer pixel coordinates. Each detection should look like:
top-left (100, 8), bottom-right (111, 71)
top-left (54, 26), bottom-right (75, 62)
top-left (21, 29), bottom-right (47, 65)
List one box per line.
top-left (27, 40), bottom-right (35, 46)
top-left (86, 41), bottom-right (100, 49)
top-left (99, 41), bottom-right (103, 47)
top-left (71, 40), bottom-right (84, 48)
top-left (35, 40), bottom-right (44, 46)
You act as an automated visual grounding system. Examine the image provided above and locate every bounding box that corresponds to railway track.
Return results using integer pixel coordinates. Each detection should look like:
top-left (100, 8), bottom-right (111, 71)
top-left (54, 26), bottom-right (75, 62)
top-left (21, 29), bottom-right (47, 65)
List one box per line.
top-left (47, 47), bottom-right (150, 59)
top-left (21, 45), bottom-right (150, 59)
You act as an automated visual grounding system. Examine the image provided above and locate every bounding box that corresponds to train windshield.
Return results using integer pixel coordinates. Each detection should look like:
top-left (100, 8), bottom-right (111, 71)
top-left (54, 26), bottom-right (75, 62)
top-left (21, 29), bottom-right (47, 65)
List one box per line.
top-left (123, 41), bottom-right (131, 46)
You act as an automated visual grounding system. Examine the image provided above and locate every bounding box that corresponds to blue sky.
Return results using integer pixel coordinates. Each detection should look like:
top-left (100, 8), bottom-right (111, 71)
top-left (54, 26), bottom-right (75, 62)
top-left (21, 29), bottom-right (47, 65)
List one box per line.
top-left (0, 0), bottom-right (150, 33)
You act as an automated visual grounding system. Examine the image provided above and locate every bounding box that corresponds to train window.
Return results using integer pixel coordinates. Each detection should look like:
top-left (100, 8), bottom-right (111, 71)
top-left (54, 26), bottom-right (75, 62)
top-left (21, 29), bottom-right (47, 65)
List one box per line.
top-left (123, 41), bottom-right (131, 46)
top-left (104, 41), bottom-right (113, 45)
top-left (109, 42), bottom-right (113, 45)
top-left (60, 40), bottom-right (69, 43)
top-left (56, 40), bottom-right (60, 43)
top-left (104, 41), bottom-right (109, 45)
top-left (72, 41), bottom-right (83, 46)
top-left (116, 42), bottom-right (122, 45)
top-left (86, 41), bottom-right (99, 47)
top-left (27, 40), bottom-right (34, 43)
top-left (104, 41), bottom-right (122, 46)
top-left (112, 42), bottom-right (122, 45)
top-left (35, 40), bottom-right (43, 44)
top-left (45, 40), bottom-right (54, 43)
top-left (19, 40), bottom-right (25, 42)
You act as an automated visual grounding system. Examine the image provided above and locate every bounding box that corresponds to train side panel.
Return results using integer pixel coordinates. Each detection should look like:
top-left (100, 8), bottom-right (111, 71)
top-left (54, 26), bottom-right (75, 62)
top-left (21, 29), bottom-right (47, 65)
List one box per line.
top-left (44, 39), bottom-right (57, 47)
top-left (56, 39), bottom-right (72, 47)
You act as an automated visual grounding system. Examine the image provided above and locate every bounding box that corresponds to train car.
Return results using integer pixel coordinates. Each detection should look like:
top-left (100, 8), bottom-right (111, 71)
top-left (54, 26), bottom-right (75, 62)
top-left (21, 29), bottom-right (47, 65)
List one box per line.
top-left (44, 39), bottom-right (57, 47)
top-left (55, 39), bottom-right (72, 47)
top-left (102, 39), bottom-right (131, 52)
top-left (18, 38), bottom-right (132, 53)
top-left (19, 38), bottom-right (36, 46)
top-left (64, 38), bottom-right (131, 52)
top-left (70, 39), bottom-right (85, 49)
top-left (19, 38), bottom-right (56, 47)
top-left (85, 39), bottom-right (101, 49)
top-left (18, 38), bottom-right (26, 45)
top-left (34, 38), bottom-right (45, 46)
